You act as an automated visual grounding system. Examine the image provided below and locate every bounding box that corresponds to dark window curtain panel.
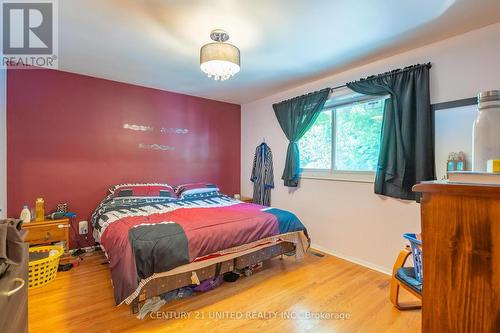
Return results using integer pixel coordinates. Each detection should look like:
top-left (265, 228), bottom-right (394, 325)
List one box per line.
top-left (347, 63), bottom-right (435, 200)
top-left (273, 88), bottom-right (330, 187)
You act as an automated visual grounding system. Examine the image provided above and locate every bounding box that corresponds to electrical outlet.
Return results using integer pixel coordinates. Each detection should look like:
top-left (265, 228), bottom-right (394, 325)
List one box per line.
top-left (78, 221), bottom-right (88, 235)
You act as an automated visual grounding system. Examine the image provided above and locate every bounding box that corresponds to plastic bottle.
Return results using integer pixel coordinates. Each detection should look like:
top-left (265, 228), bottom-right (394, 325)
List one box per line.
top-left (20, 205), bottom-right (31, 223)
top-left (35, 198), bottom-right (45, 222)
top-left (472, 90), bottom-right (500, 171)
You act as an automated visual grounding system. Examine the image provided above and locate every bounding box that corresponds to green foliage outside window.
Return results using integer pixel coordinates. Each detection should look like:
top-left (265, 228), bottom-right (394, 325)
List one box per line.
top-left (298, 110), bottom-right (332, 169)
top-left (299, 99), bottom-right (384, 172)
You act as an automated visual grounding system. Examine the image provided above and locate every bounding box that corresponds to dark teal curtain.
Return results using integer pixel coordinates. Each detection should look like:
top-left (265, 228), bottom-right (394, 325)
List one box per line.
top-left (347, 63), bottom-right (435, 200)
top-left (273, 88), bottom-right (330, 187)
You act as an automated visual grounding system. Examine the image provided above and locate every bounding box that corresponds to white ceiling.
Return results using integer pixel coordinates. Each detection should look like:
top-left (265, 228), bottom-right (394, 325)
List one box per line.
top-left (58, 0), bottom-right (500, 104)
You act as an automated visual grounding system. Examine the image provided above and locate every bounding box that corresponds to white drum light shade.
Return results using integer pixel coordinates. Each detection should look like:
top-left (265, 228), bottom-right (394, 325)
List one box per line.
top-left (200, 30), bottom-right (240, 81)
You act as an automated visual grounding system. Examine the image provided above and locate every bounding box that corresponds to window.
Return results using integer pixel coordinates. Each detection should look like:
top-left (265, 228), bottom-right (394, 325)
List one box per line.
top-left (299, 92), bottom-right (387, 182)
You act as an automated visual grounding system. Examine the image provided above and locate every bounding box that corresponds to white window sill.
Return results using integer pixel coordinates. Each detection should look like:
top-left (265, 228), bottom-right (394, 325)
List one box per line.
top-left (300, 171), bottom-right (375, 183)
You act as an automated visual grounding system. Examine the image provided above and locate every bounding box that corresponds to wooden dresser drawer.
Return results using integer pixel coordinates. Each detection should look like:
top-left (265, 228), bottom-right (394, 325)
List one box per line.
top-left (24, 224), bottom-right (67, 244)
top-left (414, 182), bottom-right (500, 332)
top-left (22, 219), bottom-right (70, 254)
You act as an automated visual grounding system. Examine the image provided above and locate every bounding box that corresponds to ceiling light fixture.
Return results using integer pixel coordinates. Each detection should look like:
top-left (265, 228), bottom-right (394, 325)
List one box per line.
top-left (200, 29), bottom-right (240, 81)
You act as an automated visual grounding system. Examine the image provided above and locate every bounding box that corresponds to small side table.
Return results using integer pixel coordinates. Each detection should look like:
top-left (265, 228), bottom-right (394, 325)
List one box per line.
top-left (240, 196), bottom-right (253, 203)
top-left (22, 219), bottom-right (70, 255)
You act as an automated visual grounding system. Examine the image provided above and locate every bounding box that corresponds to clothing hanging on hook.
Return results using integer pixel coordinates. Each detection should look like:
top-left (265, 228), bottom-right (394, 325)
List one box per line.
top-left (250, 142), bottom-right (274, 206)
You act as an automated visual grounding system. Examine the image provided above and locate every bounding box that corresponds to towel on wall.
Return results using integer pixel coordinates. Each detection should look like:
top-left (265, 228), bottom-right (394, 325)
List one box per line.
top-left (250, 142), bottom-right (274, 206)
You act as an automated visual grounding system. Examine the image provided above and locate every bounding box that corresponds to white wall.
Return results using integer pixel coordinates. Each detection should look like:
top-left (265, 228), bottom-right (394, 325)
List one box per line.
top-left (0, 69), bottom-right (6, 219)
top-left (241, 22), bottom-right (500, 274)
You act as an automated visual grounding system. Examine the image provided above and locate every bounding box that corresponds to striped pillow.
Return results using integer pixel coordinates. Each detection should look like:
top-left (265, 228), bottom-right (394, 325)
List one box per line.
top-left (109, 183), bottom-right (175, 198)
top-left (174, 183), bottom-right (219, 197)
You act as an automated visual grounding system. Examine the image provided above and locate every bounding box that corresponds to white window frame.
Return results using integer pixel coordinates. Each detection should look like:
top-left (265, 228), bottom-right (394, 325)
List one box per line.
top-left (300, 90), bottom-right (389, 183)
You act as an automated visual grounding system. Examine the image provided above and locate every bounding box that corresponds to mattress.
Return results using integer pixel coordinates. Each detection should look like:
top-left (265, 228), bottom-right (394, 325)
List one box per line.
top-left (91, 191), bottom-right (309, 304)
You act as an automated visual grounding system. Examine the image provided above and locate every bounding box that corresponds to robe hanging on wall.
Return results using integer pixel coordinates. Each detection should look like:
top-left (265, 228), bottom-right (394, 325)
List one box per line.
top-left (250, 142), bottom-right (274, 206)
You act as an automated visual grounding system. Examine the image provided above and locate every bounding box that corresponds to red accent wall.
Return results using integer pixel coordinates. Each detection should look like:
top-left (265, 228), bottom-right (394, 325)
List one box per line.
top-left (7, 69), bottom-right (241, 248)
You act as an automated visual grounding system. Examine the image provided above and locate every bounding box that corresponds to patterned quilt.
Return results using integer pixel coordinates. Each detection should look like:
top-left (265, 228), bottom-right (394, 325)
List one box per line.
top-left (91, 192), bottom-right (309, 304)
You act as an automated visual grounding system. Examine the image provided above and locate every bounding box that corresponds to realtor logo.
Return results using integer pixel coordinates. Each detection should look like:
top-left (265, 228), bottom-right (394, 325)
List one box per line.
top-left (1, 0), bottom-right (58, 68)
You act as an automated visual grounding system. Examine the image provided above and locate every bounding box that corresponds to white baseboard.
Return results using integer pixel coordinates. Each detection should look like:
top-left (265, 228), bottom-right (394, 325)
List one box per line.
top-left (310, 243), bottom-right (391, 276)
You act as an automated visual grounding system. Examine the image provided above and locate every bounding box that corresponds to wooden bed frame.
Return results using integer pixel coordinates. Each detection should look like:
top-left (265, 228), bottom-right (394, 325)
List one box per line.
top-left (130, 241), bottom-right (296, 314)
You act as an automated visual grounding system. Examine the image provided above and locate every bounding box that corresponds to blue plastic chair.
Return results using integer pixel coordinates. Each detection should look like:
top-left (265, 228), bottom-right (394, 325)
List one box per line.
top-left (390, 233), bottom-right (422, 310)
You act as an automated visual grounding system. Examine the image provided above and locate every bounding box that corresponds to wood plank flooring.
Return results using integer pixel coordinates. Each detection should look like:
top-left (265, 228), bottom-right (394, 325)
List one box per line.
top-left (28, 250), bottom-right (421, 333)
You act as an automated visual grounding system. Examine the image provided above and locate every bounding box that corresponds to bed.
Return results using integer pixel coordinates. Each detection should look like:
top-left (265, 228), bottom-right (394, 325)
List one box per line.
top-left (91, 183), bottom-right (309, 313)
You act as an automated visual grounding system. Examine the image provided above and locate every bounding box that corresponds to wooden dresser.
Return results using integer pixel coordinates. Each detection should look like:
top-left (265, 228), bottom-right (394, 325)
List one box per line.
top-left (22, 219), bottom-right (70, 254)
top-left (413, 181), bottom-right (500, 333)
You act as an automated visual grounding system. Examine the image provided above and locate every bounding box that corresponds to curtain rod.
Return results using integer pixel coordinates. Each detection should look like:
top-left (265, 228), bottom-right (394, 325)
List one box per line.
top-left (330, 62), bottom-right (431, 92)
top-left (330, 84), bottom-right (347, 92)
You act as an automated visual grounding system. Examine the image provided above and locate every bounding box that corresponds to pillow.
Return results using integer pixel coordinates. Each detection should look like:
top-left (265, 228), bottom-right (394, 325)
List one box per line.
top-left (174, 183), bottom-right (219, 197)
top-left (109, 183), bottom-right (175, 198)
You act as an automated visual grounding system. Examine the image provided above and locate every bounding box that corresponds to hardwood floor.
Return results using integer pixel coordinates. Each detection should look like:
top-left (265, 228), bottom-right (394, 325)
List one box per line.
top-left (28, 250), bottom-right (421, 333)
